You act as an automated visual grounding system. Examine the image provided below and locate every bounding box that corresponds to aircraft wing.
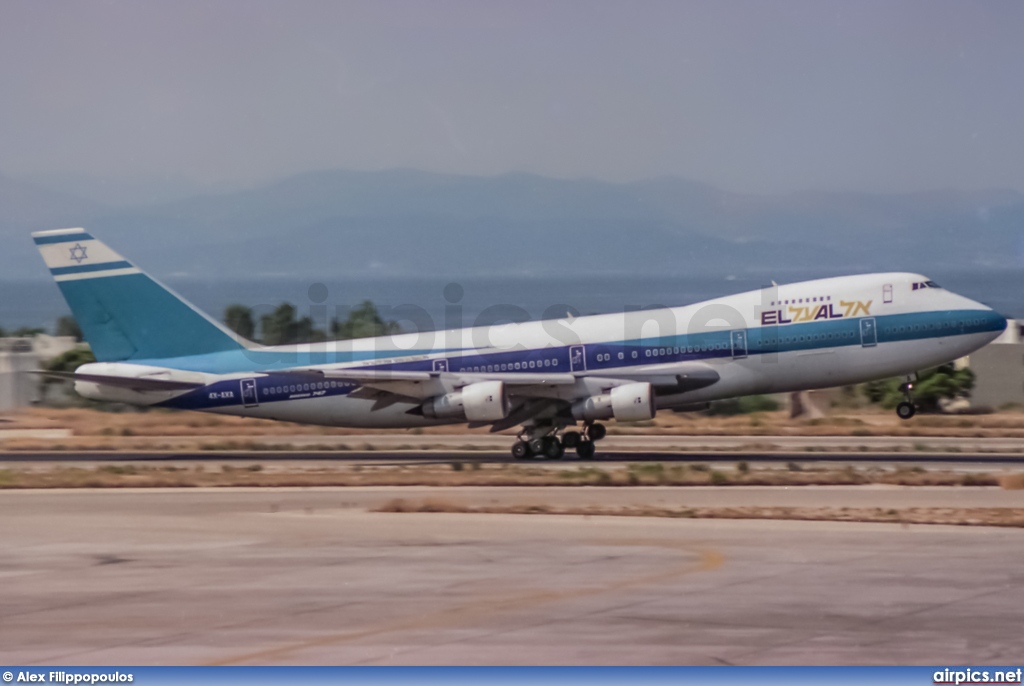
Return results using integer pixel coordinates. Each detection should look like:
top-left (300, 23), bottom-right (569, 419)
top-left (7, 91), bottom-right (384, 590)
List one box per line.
top-left (284, 362), bottom-right (717, 408)
top-left (304, 368), bottom-right (577, 386)
top-left (273, 367), bottom-right (576, 410)
top-left (597, 364), bottom-right (721, 392)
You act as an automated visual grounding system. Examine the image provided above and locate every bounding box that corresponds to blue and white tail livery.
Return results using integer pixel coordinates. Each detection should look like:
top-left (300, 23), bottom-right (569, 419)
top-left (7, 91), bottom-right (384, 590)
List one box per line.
top-left (33, 227), bottom-right (1007, 459)
top-left (34, 228), bottom-right (247, 362)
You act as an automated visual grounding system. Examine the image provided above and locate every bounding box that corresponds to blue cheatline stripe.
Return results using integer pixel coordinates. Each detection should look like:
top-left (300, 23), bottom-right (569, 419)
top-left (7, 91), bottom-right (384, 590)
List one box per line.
top-left (50, 260), bottom-right (134, 276)
top-left (33, 232), bottom-right (94, 245)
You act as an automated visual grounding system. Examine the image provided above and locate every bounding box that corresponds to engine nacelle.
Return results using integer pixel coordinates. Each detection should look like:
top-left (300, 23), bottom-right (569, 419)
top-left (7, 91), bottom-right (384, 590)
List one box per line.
top-left (571, 382), bottom-right (656, 422)
top-left (421, 380), bottom-right (510, 422)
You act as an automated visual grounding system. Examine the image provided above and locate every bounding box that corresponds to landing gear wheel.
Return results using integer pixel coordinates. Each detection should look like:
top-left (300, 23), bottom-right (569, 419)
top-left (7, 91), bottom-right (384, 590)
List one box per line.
top-left (528, 438), bottom-right (547, 456)
top-left (576, 440), bottom-right (596, 460)
top-left (542, 436), bottom-right (565, 460)
top-left (561, 431), bottom-right (582, 448)
top-left (896, 401), bottom-right (916, 420)
top-left (589, 423), bottom-right (607, 441)
top-left (511, 440), bottom-right (531, 459)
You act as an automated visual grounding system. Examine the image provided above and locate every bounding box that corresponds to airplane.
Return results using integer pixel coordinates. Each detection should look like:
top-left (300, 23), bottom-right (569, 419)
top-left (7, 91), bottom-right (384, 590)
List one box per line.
top-left (33, 227), bottom-right (1006, 459)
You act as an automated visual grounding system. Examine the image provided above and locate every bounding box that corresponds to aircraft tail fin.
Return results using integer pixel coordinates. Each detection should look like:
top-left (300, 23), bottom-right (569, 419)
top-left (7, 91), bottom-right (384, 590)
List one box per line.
top-left (32, 228), bottom-right (251, 362)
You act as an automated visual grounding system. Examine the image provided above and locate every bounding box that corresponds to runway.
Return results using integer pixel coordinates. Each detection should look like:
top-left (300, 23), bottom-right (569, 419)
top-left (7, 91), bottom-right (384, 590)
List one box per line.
top-left (1, 488), bottom-right (1023, 665)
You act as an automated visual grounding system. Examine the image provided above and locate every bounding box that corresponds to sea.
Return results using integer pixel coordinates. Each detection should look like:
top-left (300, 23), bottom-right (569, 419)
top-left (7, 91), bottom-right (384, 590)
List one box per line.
top-left (3, 269), bottom-right (1023, 334)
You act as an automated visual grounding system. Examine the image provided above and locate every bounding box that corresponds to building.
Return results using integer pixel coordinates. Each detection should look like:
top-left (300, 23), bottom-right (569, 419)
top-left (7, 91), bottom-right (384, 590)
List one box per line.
top-left (0, 335), bottom-right (79, 411)
top-left (965, 319), bottom-right (1024, 410)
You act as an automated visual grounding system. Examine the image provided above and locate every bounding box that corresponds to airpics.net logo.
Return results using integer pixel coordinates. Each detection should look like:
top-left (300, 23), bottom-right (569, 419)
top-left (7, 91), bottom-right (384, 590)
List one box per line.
top-left (934, 669), bottom-right (1023, 685)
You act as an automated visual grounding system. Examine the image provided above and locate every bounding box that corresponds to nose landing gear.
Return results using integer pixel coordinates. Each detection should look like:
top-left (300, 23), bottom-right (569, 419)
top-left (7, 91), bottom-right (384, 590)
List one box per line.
top-left (896, 376), bottom-right (917, 420)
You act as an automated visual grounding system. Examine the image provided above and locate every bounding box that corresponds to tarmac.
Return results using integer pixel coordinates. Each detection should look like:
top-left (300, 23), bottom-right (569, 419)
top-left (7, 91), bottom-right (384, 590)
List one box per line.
top-left (2, 487), bottom-right (1023, 665)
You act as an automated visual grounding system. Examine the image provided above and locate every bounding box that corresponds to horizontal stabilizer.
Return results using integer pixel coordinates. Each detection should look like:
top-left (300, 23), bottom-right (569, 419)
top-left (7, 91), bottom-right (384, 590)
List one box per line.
top-left (33, 370), bottom-right (205, 392)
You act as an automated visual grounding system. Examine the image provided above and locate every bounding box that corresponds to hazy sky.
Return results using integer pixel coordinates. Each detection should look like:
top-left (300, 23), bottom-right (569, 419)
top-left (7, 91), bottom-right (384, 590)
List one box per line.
top-left (1, 0), bottom-right (1022, 194)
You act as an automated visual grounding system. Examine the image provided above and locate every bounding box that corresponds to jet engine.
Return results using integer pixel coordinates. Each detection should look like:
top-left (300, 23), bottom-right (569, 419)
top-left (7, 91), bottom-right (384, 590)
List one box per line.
top-left (571, 382), bottom-right (656, 422)
top-left (421, 380), bottom-right (510, 422)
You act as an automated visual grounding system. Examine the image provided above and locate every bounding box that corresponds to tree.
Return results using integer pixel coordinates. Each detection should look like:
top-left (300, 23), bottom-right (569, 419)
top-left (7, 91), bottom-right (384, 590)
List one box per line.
top-left (46, 347), bottom-right (97, 373)
top-left (705, 395), bottom-right (780, 416)
top-left (332, 300), bottom-right (401, 340)
top-left (862, 364), bottom-right (975, 413)
top-left (38, 347), bottom-right (98, 406)
top-left (11, 326), bottom-right (45, 337)
top-left (259, 303), bottom-right (325, 345)
top-left (226, 300), bottom-right (398, 345)
top-left (55, 315), bottom-right (83, 341)
top-left (224, 305), bottom-right (255, 341)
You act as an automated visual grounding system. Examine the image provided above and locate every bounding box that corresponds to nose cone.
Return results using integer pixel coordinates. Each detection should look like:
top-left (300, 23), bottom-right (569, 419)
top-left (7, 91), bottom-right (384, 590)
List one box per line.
top-left (965, 302), bottom-right (1008, 346)
top-left (956, 291), bottom-right (1007, 337)
top-left (982, 309), bottom-right (1009, 340)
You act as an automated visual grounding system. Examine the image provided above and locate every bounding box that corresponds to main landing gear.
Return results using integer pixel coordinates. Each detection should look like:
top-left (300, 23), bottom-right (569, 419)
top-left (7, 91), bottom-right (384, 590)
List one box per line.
top-left (896, 375), bottom-right (917, 420)
top-left (511, 422), bottom-right (607, 460)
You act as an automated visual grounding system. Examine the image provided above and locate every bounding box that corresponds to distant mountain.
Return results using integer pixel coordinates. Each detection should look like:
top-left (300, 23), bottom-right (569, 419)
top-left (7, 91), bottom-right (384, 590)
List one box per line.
top-left (20, 171), bottom-right (216, 208)
top-left (0, 173), bottom-right (106, 233)
top-left (1, 168), bottom-right (1021, 280)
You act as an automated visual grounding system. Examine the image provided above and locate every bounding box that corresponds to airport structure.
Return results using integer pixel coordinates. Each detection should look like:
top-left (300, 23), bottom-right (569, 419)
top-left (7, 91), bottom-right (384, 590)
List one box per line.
top-left (0, 335), bottom-right (78, 411)
top-left (966, 319), bottom-right (1024, 410)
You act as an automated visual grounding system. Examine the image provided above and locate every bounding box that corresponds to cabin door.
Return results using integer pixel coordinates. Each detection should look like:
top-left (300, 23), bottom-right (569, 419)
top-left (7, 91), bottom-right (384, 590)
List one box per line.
top-left (731, 329), bottom-right (748, 359)
top-left (860, 318), bottom-right (878, 348)
top-left (569, 345), bottom-right (586, 372)
top-left (240, 378), bottom-right (259, 407)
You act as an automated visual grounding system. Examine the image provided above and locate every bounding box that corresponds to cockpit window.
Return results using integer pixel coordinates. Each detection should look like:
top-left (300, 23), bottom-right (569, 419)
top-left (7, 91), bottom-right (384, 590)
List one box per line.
top-left (912, 280), bottom-right (941, 290)
top-left (925, 280), bottom-right (940, 288)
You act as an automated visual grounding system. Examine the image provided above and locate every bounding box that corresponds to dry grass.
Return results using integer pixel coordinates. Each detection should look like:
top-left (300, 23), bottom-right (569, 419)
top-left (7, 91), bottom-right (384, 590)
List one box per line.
top-left (0, 461), bottom-right (1008, 490)
top-left (372, 498), bottom-right (1024, 528)
top-left (8, 406), bottom-right (1024, 443)
top-left (999, 472), bottom-right (1024, 490)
